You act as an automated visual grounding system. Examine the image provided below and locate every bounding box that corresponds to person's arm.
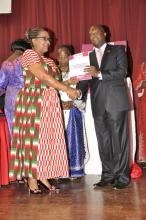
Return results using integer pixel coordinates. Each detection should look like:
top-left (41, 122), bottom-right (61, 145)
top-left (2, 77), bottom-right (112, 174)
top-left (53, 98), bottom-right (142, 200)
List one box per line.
top-left (101, 46), bottom-right (128, 81)
top-left (0, 63), bottom-right (9, 93)
top-left (28, 63), bottom-right (80, 99)
top-left (0, 88), bottom-right (5, 96)
top-left (64, 77), bottom-right (79, 86)
top-left (84, 46), bottom-right (128, 81)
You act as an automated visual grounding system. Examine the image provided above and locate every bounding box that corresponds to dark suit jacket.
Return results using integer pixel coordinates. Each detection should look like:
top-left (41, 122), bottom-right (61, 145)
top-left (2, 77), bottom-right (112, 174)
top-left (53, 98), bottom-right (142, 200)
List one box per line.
top-left (77, 44), bottom-right (131, 117)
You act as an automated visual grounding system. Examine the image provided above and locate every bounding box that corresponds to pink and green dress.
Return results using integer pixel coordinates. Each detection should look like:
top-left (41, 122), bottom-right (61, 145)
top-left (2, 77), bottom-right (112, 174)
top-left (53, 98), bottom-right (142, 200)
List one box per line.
top-left (9, 49), bottom-right (69, 180)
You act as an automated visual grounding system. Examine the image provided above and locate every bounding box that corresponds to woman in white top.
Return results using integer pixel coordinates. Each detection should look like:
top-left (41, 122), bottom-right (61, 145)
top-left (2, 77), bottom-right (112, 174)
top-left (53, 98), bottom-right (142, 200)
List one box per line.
top-left (57, 45), bottom-right (88, 178)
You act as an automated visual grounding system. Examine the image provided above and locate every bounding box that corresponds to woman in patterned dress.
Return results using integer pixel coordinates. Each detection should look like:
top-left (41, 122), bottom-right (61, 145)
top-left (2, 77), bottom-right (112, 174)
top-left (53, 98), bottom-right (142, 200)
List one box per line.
top-left (9, 27), bottom-right (80, 194)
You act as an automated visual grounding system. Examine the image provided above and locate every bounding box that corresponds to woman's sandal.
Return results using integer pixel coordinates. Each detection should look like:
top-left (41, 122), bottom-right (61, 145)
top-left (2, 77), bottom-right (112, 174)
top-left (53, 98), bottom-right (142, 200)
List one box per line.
top-left (28, 188), bottom-right (42, 195)
top-left (27, 179), bottom-right (42, 195)
top-left (39, 180), bottom-right (60, 192)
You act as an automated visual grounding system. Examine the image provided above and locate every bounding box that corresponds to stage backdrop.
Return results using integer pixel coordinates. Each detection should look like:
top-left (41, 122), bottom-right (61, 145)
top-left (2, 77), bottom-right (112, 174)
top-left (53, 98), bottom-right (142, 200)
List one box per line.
top-left (0, 0), bottom-right (146, 72)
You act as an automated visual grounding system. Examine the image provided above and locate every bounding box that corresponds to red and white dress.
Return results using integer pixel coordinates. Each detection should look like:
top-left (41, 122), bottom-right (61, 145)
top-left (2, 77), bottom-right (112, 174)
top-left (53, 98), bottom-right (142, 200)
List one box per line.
top-left (9, 49), bottom-right (69, 181)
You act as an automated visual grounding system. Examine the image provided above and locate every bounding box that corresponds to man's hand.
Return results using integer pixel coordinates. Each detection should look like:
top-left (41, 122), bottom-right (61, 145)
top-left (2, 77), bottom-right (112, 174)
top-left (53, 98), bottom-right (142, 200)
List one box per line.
top-left (84, 65), bottom-right (99, 77)
top-left (66, 87), bottom-right (81, 100)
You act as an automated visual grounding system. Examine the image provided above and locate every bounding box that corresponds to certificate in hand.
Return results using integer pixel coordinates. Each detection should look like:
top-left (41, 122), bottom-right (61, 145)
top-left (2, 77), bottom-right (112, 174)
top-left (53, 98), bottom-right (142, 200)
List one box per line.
top-left (69, 51), bottom-right (92, 80)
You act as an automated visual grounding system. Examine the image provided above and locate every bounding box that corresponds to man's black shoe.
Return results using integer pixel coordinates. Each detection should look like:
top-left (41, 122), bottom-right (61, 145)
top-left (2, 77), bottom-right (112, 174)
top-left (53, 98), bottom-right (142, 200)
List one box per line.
top-left (112, 182), bottom-right (129, 190)
top-left (93, 179), bottom-right (115, 188)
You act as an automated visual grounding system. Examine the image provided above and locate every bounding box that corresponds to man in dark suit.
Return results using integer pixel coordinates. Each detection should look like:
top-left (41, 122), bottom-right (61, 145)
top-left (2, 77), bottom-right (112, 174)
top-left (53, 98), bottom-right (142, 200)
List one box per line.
top-left (77, 25), bottom-right (131, 189)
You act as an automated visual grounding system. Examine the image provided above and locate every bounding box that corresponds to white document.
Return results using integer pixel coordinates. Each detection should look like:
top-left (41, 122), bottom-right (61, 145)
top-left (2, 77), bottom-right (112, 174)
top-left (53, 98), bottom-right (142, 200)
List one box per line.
top-left (69, 51), bottom-right (92, 80)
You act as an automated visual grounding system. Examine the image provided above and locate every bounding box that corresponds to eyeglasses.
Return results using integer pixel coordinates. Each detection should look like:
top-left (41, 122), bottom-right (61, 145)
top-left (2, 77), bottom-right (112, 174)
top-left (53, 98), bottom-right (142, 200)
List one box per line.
top-left (35, 37), bottom-right (52, 42)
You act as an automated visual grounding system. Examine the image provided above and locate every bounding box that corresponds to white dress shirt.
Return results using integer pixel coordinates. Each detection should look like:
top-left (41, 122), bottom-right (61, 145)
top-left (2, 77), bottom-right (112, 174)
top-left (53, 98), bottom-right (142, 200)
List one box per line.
top-left (94, 43), bottom-right (107, 80)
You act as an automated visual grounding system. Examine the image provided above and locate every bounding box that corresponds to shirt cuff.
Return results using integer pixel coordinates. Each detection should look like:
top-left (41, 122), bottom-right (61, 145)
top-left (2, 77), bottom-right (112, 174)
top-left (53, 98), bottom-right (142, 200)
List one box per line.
top-left (98, 72), bottom-right (102, 80)
top-left (78, 90), bottom-right (82, 99)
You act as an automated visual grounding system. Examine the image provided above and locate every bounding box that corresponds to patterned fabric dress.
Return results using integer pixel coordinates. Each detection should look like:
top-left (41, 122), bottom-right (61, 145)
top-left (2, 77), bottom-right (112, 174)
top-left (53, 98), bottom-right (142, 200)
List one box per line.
top-left (9, 49), bottom-right (69, 180)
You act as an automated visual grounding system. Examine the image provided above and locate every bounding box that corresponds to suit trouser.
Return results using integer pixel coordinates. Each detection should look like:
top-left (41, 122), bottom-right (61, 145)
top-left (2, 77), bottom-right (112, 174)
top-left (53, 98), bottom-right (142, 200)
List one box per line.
top-left (94, 110), bottom-right (130, 184)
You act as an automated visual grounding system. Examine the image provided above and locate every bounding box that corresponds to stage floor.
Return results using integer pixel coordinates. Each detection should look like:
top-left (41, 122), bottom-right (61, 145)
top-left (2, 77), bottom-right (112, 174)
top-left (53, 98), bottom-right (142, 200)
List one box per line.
top-left (0, 174), bottom-right (145, 220)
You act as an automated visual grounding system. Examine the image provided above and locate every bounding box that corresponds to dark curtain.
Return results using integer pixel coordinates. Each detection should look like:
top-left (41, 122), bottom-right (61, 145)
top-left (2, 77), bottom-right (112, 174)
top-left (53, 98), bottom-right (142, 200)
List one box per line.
top-left (0, 0), bottom-right (146, 73)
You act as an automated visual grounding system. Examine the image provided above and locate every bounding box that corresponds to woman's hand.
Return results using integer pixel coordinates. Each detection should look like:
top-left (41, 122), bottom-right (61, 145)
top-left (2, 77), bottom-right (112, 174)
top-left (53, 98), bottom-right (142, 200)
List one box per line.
top-left (67, 77), bottom-right (79, 85)
top-left (62, 101), bottom-right (73, 110)
top-left (66, 87), bottom-right (81, 100)
top-left (0, 88), bottom-right (5, 96)
top-left (64, 77), bottom-right (79, 85)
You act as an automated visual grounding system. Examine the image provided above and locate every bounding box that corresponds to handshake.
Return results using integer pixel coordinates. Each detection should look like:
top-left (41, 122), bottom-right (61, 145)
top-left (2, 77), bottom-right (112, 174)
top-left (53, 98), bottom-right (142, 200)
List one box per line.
top-left (66, 87), bottom-right (81, 100)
